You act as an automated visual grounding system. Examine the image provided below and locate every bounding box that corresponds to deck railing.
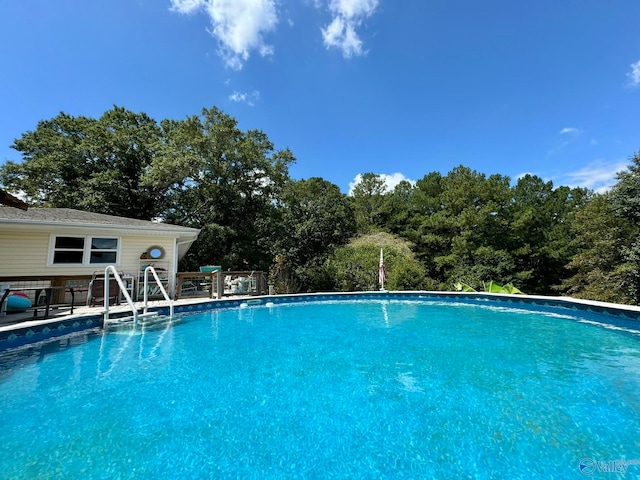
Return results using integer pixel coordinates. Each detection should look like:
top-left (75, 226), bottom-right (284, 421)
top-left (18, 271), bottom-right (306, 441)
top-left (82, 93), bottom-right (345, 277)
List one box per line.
top-left (0, 285), bottom-right (86, 322)
top-left (1, 270), bottom-right (268, 326)
top-left (176, 271), bottom-right (266, 300)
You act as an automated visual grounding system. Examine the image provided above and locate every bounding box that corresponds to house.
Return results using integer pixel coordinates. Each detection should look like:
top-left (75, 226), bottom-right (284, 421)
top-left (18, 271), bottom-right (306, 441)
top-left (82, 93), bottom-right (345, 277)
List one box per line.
top-left (0, 207), bottom-right (200, 298)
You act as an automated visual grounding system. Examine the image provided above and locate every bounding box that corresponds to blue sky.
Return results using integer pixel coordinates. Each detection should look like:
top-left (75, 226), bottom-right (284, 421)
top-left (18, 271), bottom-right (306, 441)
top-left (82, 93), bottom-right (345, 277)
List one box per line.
top-left (1, 0), bottom-right (639, 194)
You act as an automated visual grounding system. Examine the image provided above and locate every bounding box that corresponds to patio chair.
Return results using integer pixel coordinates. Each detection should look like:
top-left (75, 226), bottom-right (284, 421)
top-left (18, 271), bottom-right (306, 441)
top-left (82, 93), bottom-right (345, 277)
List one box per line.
top-left (88, 277), bottom-right (121, 307)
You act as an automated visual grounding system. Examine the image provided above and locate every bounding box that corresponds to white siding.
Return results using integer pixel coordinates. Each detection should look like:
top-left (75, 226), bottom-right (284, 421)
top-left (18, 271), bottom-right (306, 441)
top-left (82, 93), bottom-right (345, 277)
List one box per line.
top-left (0, 229), bottom-right (177, 280)
top-left (0, 231), bottom-right (50, 277)
top-left (119, 235), bottom-right (176, 278)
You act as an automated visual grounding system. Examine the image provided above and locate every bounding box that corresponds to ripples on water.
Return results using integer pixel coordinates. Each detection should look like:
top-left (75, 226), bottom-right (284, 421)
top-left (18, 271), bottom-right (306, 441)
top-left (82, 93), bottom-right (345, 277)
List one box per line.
top-left (0, 300), bottom-right (639, 479)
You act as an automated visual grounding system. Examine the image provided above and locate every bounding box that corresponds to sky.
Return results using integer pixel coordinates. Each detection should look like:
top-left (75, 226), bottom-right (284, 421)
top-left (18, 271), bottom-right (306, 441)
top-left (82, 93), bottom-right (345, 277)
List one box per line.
top-left (1, 0), bottom-right (639, 195)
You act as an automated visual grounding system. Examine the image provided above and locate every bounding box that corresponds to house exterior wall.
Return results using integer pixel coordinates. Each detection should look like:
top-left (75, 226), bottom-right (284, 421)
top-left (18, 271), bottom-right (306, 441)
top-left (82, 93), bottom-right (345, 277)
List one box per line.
top-left (0, 225), bottom-right (182, 296)
top-left (0, 231), bottom-right (49, 277)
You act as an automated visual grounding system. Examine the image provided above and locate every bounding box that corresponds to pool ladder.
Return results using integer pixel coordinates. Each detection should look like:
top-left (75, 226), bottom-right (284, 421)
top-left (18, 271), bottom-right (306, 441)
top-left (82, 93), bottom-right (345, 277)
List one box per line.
top-left (102, 266), bottom-right (174, 329)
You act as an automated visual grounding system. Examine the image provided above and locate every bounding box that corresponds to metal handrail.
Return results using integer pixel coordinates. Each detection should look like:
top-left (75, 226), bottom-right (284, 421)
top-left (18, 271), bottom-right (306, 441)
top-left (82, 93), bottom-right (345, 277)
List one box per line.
top-left (103, 266), bottom-right (138, 326)
top-left (143, 266), bottom-right (174, 319)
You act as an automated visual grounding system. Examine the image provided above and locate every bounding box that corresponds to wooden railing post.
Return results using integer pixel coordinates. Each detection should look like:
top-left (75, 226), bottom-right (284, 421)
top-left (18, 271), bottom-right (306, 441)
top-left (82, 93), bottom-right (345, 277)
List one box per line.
top-left (213, 272), bottom-right (218, 298)
top-left (217, 272), bottom-right (223, 299)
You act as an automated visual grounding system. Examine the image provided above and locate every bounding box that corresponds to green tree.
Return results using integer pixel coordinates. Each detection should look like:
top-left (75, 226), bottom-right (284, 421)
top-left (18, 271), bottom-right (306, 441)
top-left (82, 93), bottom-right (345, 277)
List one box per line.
top-left (411, 166), bottom-right (512, 289)
top-left (270, 177), bottom-right (356, 292)
top-left (610, 151), bottom-right (640, 224)
top-left (378, 180), bottom-right (418, 236)
top-left (609, 150), bottom-right (640, 303)
top-left (325, 232), bottom-right (430, 291)
top-left (351, 173), bottom-right (388, 232)
top-left (1, 107), bottom-right (168, 219)
top-left (561, 194), bottom-right (636, 303)
top-left (403, 172), bottom-right (445, 277)
top-left (158, 107), bottom-right (295, 271)
top-left (506, 175), bottom-right (588, 293)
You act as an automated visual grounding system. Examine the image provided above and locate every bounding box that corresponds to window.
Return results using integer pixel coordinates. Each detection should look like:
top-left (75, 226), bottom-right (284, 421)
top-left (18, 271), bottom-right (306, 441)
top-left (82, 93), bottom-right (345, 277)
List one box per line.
top-left (53, 237), bottom-right (85, 264)
top-left (90, 238), bottom-right (118, 264)
top-left (51, 236), bottom-right (119, 266)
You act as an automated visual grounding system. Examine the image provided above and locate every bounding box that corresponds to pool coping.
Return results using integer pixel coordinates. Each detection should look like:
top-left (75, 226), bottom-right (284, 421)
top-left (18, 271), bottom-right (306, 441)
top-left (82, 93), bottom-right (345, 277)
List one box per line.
top-left (1, 291), bottom-right (639, 352)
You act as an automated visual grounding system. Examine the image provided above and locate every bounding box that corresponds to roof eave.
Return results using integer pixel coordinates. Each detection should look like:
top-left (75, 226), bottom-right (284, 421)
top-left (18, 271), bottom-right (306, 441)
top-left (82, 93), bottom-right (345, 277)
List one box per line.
top-left (0, 218), bottom-right (201, 236)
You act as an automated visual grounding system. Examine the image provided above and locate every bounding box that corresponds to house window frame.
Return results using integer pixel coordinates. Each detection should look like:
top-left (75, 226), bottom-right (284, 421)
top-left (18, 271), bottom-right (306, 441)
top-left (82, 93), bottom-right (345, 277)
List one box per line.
top-left (49, 235), bottom-right (121, 266)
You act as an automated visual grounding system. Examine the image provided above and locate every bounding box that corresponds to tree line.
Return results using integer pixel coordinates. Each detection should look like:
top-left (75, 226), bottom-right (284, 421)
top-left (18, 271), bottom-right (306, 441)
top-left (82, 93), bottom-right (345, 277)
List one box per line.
top-left (1, 106), bottom-right (639, 304)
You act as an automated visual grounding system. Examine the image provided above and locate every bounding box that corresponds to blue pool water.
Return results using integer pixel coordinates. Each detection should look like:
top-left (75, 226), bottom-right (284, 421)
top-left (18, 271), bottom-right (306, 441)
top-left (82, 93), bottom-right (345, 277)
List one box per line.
top-left (1, 299), bottom-right (639, 479)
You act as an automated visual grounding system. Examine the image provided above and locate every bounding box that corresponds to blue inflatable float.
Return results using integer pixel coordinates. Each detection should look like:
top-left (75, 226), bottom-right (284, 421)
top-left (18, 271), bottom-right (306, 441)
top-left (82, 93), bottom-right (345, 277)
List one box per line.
top-left (6, 292), bottom-right (32, 312)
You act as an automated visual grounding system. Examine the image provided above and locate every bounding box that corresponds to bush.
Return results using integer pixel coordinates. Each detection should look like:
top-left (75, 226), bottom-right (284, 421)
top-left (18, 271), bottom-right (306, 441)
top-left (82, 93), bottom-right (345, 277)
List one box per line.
top-left (324, 232), bottom-right (432, 291)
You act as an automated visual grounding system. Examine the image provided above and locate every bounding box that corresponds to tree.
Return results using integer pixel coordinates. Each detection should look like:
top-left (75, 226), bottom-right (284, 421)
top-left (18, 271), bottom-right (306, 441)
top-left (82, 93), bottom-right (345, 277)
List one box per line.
top-left (159, 107), bottom-right (295, 271)
top-left (505, 175), bottom-right (589, 293)
top-left (608, 150), bottom-right (640, 303)
top-left (325, 232), bottom-right (430, 291)
top-left (402, 172), bottom-right (445, 275)
top-left (351, 173), bottom-right (388, 232)
top-left (378, 180), bottom-right (417, 236)
top-left (270, 177), bottom-right (356, 292)
top-left (561, 194), bottom-right (636, 303)
top-left (610, 151), bottom-right (640, 224)
top-left (1, 107), bottom-right (168, 219)
top-left (411, 166), bottom-right (512, 289)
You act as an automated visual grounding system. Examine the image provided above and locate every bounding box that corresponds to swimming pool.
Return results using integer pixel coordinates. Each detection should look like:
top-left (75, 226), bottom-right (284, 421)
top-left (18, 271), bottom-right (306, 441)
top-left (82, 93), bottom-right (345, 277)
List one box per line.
top-left (1, 296), bottom-right (639, 479)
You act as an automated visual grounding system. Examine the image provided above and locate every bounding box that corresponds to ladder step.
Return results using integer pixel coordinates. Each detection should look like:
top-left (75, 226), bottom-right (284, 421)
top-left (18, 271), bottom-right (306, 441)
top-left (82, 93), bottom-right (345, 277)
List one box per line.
top-left (106, 315), bottom-right (136, 324)
top-left (105, 311), bottom-right (158, 324)
top-left (104, 313), bottom-right (175, 333)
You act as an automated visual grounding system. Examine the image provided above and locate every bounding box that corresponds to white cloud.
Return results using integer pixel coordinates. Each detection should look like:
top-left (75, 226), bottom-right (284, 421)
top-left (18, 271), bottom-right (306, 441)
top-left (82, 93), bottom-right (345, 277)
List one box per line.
top-left (170, 0), bottom-right (206, 13)
top-left (348, 172), bottom-right (415, 196)
top-left (321, 0), bottom-right (379, 58)
top-left (322, 17), bottom-right (363, 57)
top-left (229, 90), bottom-right (260, 106)
top-left (169, 0), bottom-right (278, 70)
top-left (557, 160), bottom-right (629, 193)
top-left (329, 0), bottom-right (379, 19)
top-left (381, 172), bottom-right (415, 190)
top-left (348, 174), bottom-right (363, 195)
top-left (548, 127), bottom-right (583, 156)
top-left (627, 60), bottom-right (640, 87)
